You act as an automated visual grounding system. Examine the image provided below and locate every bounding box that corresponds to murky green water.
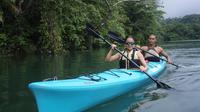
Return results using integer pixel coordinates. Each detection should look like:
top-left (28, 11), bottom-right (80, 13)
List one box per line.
top-left (0, 41), bottom-right (200, 112)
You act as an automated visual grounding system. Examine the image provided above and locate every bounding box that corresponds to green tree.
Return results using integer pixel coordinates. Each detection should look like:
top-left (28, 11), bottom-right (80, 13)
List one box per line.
top-left (0, 0), bottom-right (165, 54)
top-left (162, 14), bottom-right (200, 41)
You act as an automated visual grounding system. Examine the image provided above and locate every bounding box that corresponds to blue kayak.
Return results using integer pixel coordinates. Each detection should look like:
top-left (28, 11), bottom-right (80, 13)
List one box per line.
top-left (29, 60), bottom-right (166, 112)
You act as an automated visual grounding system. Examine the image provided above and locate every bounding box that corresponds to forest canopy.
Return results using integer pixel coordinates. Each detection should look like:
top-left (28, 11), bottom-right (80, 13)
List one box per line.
top-left (162, 14), bottom-right (200, 41)
top-left (0, 0), bottom-right (199, 54)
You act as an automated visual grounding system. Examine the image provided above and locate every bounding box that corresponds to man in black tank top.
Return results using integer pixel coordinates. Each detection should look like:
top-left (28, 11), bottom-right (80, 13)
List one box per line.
top-left (105, 36), bottom-right (147, 71)
top-left (141, 34), bottom-right (173, 63)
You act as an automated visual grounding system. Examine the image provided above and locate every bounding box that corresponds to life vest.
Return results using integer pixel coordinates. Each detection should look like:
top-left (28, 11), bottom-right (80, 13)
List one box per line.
top-left (119, 49), bottom-right (140, 69)
top-left (144, 47), bottom-right (160, 62)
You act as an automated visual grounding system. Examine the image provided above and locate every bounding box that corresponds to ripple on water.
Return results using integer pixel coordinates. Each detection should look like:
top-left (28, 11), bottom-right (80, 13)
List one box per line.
top-left (130, 89), bottom-right (200, 112)
top-left (127, 89), bottom-right (169, 112)
top-left (127, 46), bottom-right (200, 112)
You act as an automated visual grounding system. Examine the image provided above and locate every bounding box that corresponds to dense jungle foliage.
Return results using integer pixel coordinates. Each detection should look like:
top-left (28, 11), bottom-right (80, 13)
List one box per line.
top-left (0, 0), bottom-right (199, 54)
top-left (162, 14), bottom-right (200, 41)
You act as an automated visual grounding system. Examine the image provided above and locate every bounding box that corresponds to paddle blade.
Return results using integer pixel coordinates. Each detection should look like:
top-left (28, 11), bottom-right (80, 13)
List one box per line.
top-left (107, 31), bottom-right (125, 44)
top-left (156, 80), bottom-right (172, 89)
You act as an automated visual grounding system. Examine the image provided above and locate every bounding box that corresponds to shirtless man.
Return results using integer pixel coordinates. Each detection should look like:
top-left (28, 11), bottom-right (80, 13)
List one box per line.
top-left (141, 34), bottom-right (173, 63)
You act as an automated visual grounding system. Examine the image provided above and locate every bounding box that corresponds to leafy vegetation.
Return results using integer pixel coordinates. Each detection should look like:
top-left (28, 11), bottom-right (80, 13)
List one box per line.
top-left (162, 14), bottom-right (200, 41)
top-left (2, 0), bottom-right (198, 54)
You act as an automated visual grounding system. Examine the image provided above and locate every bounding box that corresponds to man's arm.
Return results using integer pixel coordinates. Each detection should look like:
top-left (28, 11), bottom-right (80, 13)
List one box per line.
top-left (159, 47), bottom-right (173, 64)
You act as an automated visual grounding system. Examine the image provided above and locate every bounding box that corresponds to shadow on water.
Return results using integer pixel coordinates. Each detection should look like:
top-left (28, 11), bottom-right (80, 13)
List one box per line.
top-left (86, 68), bottom-right (171, 112)
top-left (0, 41), bottom-right (200, 112)
top-left (86, 85), bottom-right (170, 112)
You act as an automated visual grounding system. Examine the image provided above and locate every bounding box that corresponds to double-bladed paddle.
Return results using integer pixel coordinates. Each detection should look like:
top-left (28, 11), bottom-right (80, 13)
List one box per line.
top-left (86, 24), bottom-right (172, 89)
top-left (107, 31), bottom-right (183, 68)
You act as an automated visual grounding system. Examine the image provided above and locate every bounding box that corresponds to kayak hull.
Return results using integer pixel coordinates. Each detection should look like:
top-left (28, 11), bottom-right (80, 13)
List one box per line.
top-left (29, 61), bottom-right (166, 112)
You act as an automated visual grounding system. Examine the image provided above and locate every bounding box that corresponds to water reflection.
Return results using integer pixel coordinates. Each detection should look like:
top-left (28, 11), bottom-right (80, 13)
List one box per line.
top-left (0, 49), bottom-right (117, 112)
top-left (0, 41), bottom-right (200, 112)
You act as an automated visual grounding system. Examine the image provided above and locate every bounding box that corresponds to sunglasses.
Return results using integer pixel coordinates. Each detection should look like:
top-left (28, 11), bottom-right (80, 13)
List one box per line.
top-left (125, 42), bottom-right (135, 46)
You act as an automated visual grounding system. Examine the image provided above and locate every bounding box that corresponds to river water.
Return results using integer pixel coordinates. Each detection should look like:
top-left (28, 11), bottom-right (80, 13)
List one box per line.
top-left (0, 41), bottom-right (200, 112)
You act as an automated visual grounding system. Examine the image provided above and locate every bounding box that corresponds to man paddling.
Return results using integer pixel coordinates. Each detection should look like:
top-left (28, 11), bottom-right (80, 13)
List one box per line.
top-left (105, 36), bottom-right (147, 71)
top-left (141, 34), bottom-right (173, 63)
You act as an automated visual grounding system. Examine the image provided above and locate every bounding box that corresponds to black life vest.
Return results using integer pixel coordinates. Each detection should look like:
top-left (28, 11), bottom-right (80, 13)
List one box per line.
top-left (145, 46), bottom-right (160, 62)
top-left (119, 49), bottom-right (140, 69)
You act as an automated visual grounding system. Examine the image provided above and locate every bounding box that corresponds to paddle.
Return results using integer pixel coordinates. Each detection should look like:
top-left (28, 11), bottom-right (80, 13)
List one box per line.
top-left (86, 24), bottom-right (172, 89)
top-left (107, 31), bottom-right (182, 68)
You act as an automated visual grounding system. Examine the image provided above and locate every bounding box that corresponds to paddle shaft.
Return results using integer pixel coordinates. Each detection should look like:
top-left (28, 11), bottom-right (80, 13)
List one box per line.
top-left (99, 0), bottom-right (178, 68)
top-left (107, 31), bottom-right (180, 68)
top-left (136, 47), bottom-right (179, 68)
top-left (87, 27), bottom-right (166, 86)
